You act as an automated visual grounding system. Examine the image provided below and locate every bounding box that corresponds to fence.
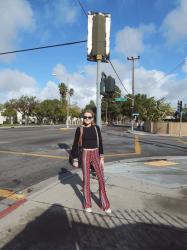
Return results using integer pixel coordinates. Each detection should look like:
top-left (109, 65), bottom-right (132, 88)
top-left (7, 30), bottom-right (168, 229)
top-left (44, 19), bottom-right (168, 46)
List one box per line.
top-left (144, 121), bottom-right (187, 136)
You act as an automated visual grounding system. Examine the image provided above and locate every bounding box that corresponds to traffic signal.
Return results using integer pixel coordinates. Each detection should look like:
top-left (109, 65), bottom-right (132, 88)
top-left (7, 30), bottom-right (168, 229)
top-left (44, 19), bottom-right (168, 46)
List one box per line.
top-left (100, 77), bottom-right (106, 95)
top-left (100, 73), bottom-right (115, 96)
top-left (177, 100), bottom-right (182, 112)
top-left (100, 72), bottom-right (106, 96)
top-left (87, 12), bottom-right (111, 62)
top-left (105, 75), bottom-right (115, 94)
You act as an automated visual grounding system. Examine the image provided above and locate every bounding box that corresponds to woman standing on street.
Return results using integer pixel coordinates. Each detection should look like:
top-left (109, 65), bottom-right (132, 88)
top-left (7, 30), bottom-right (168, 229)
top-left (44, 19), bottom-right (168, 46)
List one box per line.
top-left (71, 110), bottom-right (111, 213)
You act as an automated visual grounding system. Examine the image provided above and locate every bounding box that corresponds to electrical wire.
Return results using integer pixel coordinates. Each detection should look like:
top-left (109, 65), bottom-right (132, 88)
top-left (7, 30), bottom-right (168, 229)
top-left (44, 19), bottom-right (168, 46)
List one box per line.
top-left (109, 60), bottom-right (133, 101)
top-left (154, 58), bottom-right (185, 84)
top-left (0, 40), bottom-right (87, 56)
top-left (75, 0), bottom-right (87, 17)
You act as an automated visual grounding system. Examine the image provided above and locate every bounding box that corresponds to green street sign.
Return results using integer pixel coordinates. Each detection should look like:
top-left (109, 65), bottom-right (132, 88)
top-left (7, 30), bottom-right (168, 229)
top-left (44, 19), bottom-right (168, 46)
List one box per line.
top-left (114, 97), bottom-right (127, 102)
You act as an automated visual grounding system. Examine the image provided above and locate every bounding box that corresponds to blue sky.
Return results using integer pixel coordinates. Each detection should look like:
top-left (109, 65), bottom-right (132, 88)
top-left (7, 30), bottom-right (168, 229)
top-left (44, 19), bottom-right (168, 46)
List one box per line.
top-left (0, 0), bottom-right (187, 108)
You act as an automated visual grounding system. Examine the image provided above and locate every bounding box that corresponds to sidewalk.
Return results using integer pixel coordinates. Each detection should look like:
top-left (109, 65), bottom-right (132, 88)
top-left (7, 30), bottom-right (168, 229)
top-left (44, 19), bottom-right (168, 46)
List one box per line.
top-left (0, 157), bottom-right (187, 249)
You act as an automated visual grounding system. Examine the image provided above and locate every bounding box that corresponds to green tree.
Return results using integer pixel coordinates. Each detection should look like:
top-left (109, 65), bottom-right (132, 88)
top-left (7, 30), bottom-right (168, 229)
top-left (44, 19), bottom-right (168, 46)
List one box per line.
top-left (59, 82), bottom-right (68, 101)
top-left (35, 99), bottom-right (66, 124)
top-left (69, 105), bottom-right (81, 118)
top-left (2, 105), bottom-right (17, 124)
top-left (121, 94), bottom-right (173, 121)
top-left (5, 96), bottom-right (38, 124)
top-left (101, 85), bottom-right (122, 123)
top-left (0, 104), bottom-right (4, 111)
top-left (83, 100), bottom-right (96, 114)
top-left (3, 99), bottom-right (18, 124)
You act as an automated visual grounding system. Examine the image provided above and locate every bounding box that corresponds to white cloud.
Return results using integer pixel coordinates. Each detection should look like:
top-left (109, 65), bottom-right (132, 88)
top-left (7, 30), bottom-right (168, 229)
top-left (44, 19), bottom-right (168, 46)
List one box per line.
top-left (39, 81), bottom-right (59, 100)
top-left (182, 58), bottom-right (187, 73)
top-left (42, 0), bottom-right (79, 28)
top-left (134, 67), bottom-right (168, 98)
top-left (162, 77), bottom-right (187, 107)
top-left (0, 69), bottom-right (60, 103)
top-left (0, 69), bottom-right (37, 101)
top-left (0, 0), bottom-right (35, 61)
top-left (115, 24), bottom-right (155, 57)
top-left (52, 64), bottom-right (96, 107)
top-left (161, 0), bottom-right (187, 43)
top-left (54, 0), bottom-right (78, 24)
top-left (1, 62), bottom-right (187, 109)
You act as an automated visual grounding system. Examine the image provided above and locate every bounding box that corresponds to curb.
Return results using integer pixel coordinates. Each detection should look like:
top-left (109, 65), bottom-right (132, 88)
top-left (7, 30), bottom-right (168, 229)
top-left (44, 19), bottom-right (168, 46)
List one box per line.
top-left (0, 198), bottom-right (27, 219)
top-left (106, 155), bottom-right (187, 164)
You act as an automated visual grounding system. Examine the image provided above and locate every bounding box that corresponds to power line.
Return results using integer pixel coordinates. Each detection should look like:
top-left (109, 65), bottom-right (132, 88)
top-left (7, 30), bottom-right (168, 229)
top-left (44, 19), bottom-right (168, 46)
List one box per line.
top-left (155, 58), bottom-right (185, 84)
top-left (75, 0), bottom-right (87, 17)
top-left (0, 40), bottom-right (87, 56)
top-left (109, 60), bottom-right (133, 100)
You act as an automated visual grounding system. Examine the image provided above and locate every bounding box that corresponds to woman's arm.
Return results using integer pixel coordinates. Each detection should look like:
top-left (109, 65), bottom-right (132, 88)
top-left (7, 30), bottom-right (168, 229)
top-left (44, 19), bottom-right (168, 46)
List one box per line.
top-left (71, 127), bottom-right (80, 159)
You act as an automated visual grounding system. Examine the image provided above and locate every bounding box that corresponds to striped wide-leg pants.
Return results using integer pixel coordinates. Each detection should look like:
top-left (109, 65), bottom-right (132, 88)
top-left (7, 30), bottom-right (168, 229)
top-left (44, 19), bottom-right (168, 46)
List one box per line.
top-left (82, 148), bottom-right (110, 210)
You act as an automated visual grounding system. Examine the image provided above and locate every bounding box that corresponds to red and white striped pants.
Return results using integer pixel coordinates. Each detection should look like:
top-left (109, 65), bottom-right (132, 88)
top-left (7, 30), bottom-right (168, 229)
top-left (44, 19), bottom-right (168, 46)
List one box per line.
top-left (82, 148), bottom-right (110, 210)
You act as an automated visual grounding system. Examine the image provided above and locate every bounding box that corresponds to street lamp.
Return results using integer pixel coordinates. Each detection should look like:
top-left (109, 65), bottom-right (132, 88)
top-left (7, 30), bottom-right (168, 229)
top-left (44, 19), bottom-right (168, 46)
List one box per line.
top-left (52, 73), bottom-right (70, 128)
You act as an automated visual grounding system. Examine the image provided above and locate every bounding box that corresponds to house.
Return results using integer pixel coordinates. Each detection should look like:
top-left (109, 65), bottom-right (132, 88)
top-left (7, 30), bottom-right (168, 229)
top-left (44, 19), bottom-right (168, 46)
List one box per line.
top-left (0, 109), bottom-right (7, 125)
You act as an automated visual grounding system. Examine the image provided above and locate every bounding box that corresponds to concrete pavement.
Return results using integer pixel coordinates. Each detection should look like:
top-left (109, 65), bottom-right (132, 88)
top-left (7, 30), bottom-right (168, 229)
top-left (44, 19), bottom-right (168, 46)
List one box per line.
top-left (0, 156), bottom-right (187, 249)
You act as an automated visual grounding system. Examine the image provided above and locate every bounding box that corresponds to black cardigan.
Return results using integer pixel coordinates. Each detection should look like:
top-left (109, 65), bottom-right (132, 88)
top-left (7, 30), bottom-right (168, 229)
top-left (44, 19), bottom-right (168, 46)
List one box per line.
top-left (71, 125), bottom-right (104, 159)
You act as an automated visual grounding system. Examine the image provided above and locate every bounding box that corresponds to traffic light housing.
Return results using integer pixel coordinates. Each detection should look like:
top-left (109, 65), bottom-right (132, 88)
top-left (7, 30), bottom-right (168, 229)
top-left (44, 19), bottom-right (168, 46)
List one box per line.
top-left (105, 75), bottom-right (115, 94)
top-left (177, 100), bottom-right (182, 112)
top-left (100, 73), bottom-right (115, 96)
top-left (100, 72), bottom-right (106, 96)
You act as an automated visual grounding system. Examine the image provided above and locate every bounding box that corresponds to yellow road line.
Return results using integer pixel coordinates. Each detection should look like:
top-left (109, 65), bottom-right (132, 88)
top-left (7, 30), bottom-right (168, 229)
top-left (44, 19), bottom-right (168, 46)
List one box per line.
top-left (0, 135), bottom-right (142, 159)
top-left (0, 189), bottom-right (25, 200)
top-left (0, 150), bottom-right (68, 160)
top-left (105, 152), bottom-right (137, 157)
top-left (144, 160), bottom-right (178, 167)
top-left (105, 135), bottom-right (141, 157)
top-left (134, 135), bottom-right (141, 154)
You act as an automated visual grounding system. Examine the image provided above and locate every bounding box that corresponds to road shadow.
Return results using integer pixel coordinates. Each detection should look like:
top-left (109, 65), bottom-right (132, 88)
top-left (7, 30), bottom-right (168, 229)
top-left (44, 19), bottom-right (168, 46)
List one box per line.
top-left (58, 168), bottom-right (84, 207)
top-left (2, 205), bottom-right (187, 249)
top-left (57, 143), bottom-right (71, 155)
top-left (58, 168), bottom-right (101, 209)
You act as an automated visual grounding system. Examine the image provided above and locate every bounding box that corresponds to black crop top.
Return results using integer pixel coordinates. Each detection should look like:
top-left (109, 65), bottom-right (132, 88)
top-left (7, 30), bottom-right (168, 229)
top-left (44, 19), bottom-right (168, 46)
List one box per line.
top-left (71, 125), bottom-right (104, 159)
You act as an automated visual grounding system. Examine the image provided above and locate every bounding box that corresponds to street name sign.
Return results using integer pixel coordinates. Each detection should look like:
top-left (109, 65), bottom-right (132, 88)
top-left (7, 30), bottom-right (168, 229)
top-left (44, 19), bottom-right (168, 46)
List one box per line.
top-left (114, 97), bottom-right (127, 102)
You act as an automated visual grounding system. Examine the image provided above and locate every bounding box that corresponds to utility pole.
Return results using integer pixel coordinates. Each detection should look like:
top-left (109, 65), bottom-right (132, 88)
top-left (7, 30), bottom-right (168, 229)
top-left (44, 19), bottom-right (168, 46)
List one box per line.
top-left (96, 55), bottom-right (102, 128)
top-left (127, 56), bottom-right (140, 132)
top-left (106, 101), bottom-right (108, 125)
top-left (178, 100), bottom-right (183, 136)
top-left (66, 78), bottom-right (69, 128)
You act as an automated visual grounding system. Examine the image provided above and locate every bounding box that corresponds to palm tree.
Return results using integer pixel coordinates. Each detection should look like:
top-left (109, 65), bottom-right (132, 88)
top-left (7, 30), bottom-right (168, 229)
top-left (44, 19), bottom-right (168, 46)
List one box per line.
top-left (58, 83), bottom-right (68, 101)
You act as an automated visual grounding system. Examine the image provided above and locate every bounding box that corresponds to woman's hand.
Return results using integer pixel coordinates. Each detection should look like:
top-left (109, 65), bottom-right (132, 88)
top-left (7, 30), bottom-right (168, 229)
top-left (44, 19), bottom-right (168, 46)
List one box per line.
top-left (100, 157), bottom-right (104, 166)
top-left (73, 159), bottom-right (79, 168)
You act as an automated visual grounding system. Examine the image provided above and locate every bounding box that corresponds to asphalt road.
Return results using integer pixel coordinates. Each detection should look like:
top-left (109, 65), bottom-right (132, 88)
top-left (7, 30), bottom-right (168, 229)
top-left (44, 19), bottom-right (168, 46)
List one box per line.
top-left (0, 125), bottom-right (187, 192)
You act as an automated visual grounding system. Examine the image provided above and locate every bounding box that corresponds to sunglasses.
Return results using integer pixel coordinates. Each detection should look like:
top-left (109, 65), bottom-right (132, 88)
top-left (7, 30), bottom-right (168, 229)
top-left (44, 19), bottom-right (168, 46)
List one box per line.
top-left (83, 116), bottom-right (93, 120)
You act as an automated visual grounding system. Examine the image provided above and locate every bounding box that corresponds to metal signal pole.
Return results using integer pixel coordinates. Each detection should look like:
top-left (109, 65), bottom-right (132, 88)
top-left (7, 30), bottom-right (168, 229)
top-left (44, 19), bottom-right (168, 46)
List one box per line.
top-left (127, 56), bottom-right (140, 132)
top-left (96, 55), bottom-right (102, 128)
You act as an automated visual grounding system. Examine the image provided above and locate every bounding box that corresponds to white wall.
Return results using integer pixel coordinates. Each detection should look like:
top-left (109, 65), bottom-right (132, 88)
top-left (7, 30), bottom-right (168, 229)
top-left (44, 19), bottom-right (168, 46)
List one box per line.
top-left (0, 110), bottom-right (7, 125)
